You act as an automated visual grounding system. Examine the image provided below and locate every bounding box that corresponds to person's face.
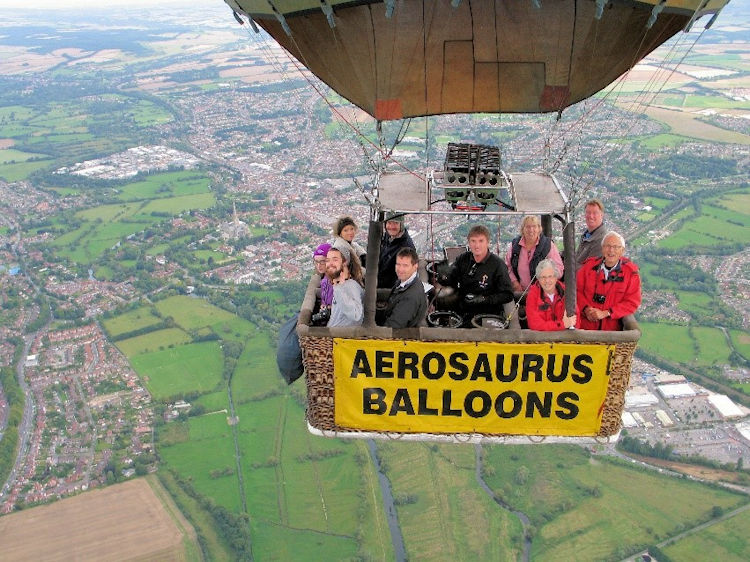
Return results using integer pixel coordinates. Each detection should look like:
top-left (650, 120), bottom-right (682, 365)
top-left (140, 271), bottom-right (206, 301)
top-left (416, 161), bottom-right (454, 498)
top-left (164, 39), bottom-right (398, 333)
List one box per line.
top-left (395, 255), bottom-right (418, 283)
top-left (313, 256), bottom-right (326, 275)
top-left (325, 250), bottom-right (344, 279)
top-left (538, 266), bottom-right (557, 294)
top-left (522, 220), bottom-right (541, 243)
top-left (468, 234), bottom-right (489, 261)
top-left (584, 204), bottom-right (603, 232)
top-left (602, 235), bottom-right (624, 267)
top-left (313, 255), bottom-right (326, 275)
top-left (385, 220), bottom-right (401, 238)
top-left (340, 224), bottom-right (356, 242)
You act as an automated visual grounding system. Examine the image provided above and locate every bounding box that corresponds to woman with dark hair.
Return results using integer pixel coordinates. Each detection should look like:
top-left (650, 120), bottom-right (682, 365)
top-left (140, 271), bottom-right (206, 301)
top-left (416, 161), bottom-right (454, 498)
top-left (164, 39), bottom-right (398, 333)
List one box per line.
top-left (332, 215), bottom-right (366, 267)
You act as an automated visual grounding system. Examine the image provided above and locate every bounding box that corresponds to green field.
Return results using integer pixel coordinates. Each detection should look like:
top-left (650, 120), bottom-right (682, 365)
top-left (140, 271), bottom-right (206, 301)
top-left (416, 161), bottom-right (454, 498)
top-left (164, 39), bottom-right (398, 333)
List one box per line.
top-left (48, 187), bottom-right (215, 264)
top-left (693, 327), bottom-right (732, 366)
top-left (129, 341), bottom-right (223, 399)
top-left (718, 191), bottom-right (750, 214)
top-left (159, 413), bottom-right (241, 511)
top-left (115, 171), bottom-right (211, 202)
top-left (658, 206), bottom-right (750, 250)
top-left (0, 148), bottom-right (48, 164)
top-left (155, 295), bottom-right (255, 342)
top-left (115, 328), bottom-right (192, 356)
top-left (637, 134), bottom-right (692, 149)
top-left (639, 322), bottom-right (697, 363)
top-left (230, 334), bottom-right (279, 403)
top-left (380, 441), bottom-right (522, 560)
top-left (663, 506), bottom-right (750, 562)
top-left (729, 330), bottom-right (750, 361)
top-left (0, 159), bottom-right (53, 182)
top-left (102, 306), bottom-right (163, 338)
top-left (482, 445), bottom-right (746, 560)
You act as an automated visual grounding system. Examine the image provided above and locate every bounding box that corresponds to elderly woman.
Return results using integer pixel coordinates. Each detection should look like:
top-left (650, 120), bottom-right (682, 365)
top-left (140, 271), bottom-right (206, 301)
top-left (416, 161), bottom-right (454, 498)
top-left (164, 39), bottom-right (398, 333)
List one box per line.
top-left (333, 215), bottom-right (367, 267)
top-left (505, 215), bottom-right (563, 293)
top-left (577, 231), bottom-right (641, 330)
top-left (526, 259), bottom-right (577, 331)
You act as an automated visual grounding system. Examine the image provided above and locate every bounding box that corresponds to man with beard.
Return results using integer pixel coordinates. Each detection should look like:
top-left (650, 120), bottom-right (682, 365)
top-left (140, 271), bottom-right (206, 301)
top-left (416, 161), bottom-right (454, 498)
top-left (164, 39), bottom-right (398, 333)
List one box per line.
top-left (325, 244), bottom-right (364, 328)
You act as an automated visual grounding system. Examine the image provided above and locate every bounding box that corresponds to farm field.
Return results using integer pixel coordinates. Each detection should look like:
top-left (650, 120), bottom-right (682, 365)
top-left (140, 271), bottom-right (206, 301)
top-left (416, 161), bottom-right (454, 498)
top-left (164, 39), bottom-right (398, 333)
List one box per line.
top-left (101, 306), bottom-right (163, 338)
top-left (663, 505), bottom-right (750, 562)
top-left (481, 445), bottom-right (748, 561)
top-left (115, 327), bottom-right (192, 356)
top-left (639, 322), bottom-right (701, 363)
top-left (0, 477), bottom-right (199, 561)
top-left (643, 106), bottom-right (750, 145)
top-left (380, 441), bottom-right (522, 561)
top-left (114, 170), bottom-right (212, 201)
top-left (129, 341), bottom-right (223, 399)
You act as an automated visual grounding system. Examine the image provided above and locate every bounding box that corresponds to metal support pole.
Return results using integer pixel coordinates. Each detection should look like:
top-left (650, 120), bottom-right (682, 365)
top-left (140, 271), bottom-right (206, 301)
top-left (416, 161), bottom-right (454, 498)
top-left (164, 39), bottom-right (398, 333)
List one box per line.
top-left (541, 214), bottom-right (552, 238)
top-left (363, 215), bottom-right (383, 327)
top-left (563, 216), bottom-right (577, 316)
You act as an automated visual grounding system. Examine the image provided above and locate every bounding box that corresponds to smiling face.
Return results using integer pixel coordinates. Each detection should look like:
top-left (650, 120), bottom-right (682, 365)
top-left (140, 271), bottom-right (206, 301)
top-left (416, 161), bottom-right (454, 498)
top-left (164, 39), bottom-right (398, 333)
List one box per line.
top-left (325, 249), bottom-right (344, 280)
top-left (521, 217), bottom-right (541, 244)
top-left (538, 266), bottom-right (557, 294)
top-left (468, 234), bottom-right (489, 262)
top-left (602, 234), bottom-right (624, 267)
top-left (340, 224), bottom-right (357, 242)
top-left (395, 254), bottom-right (418, 283)
top-left (584, 203), bottom-right (604, 232)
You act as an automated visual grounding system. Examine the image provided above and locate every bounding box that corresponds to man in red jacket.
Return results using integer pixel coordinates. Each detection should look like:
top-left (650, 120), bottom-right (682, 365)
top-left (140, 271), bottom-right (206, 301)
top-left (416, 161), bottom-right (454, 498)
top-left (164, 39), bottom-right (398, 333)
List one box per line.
top-left (577, 231), bottom-right (641, 331)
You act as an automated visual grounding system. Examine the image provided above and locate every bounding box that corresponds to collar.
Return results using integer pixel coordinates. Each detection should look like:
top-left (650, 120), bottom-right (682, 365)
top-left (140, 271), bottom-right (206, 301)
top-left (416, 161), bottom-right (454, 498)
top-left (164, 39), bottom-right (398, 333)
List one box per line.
top-left (399, 271), bottom-right (418, 288)
top-left (582, 223), bottom-right (604, 239)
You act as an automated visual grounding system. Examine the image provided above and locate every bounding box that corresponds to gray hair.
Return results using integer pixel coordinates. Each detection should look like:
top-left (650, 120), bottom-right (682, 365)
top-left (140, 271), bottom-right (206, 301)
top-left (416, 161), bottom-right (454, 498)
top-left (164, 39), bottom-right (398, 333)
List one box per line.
top-left (602, 230), bottom-right (626, 249)
top-left (535, 258), bottom-right (560, 279)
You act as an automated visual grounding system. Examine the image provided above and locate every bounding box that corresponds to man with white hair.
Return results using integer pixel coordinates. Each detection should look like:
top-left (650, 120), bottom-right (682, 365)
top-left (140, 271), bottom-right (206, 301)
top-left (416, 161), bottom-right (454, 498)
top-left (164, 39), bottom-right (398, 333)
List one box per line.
top-left (576, 231), bottom-right (641, 331)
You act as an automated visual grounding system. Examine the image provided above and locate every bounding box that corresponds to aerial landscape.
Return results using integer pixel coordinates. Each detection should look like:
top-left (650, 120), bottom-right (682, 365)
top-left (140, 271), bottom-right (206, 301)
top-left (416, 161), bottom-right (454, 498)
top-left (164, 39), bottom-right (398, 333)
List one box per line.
top-left (0, 0), bottom-right (749, 560)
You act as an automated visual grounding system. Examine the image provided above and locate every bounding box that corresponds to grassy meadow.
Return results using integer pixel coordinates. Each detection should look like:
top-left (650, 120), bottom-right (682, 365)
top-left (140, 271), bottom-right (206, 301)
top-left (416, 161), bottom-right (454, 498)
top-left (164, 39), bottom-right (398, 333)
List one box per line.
top-left (482, 445), bottom-right (746, 560)
top-left (101, 306), bottom-right (163, 338)
top-left (130, 341), bottom-right (223, 400)
top-left (663, 506), bottom-right (750, 562)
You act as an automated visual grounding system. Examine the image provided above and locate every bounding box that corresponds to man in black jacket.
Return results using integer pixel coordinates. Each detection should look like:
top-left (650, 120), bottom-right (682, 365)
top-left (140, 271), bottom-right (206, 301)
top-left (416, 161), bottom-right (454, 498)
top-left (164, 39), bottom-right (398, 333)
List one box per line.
top-left (377, 213), bottom-right (416, 288)
top-left (441, 224), bottom-right (514, 326)
top-left (381, 247), bottom-right (427, 329)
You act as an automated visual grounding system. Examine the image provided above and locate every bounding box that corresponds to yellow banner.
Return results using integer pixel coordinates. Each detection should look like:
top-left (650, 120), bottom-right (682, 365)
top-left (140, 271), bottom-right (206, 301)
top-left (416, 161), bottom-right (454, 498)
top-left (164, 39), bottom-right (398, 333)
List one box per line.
top-left (333, 339), bottom-right (614, 436)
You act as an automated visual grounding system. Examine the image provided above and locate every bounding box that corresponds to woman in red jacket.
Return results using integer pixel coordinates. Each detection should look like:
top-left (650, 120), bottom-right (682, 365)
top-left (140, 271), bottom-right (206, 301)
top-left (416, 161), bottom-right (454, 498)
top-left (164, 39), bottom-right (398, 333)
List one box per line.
top-left (526, 259), bottom-right (578, 331)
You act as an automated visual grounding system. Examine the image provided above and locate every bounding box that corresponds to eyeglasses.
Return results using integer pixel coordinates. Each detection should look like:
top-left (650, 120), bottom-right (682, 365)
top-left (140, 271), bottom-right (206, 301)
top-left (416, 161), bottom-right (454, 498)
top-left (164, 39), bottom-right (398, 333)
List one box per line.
top-left (314, 258), bottom-right (326, 264)
top-left (603, 244), bottom-right (623, 250)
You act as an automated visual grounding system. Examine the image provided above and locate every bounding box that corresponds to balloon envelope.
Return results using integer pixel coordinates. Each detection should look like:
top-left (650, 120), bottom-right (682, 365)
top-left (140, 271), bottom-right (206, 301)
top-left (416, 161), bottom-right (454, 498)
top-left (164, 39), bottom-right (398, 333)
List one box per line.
top-left (227, 0), bottom-right (728, 119)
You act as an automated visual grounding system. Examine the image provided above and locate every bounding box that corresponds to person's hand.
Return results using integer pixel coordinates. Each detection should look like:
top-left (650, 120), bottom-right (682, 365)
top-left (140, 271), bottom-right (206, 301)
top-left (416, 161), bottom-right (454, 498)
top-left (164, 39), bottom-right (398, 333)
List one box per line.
top-left (563, 313), bottom-right (576, 329)
top-left (464, 294), bottom-right (486, 306)
top-left (511, 280), bottom-right (523, 293)
top-left (584, 306), bottom-right (598, 321)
